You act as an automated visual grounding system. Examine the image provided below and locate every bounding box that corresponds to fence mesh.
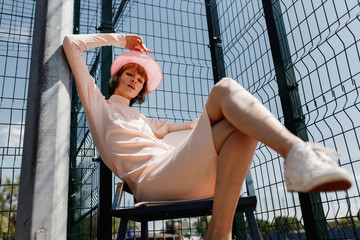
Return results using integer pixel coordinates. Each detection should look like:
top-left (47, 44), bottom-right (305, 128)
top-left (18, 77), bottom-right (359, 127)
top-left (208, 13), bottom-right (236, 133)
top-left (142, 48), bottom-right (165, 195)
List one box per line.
top-left (218, 0), bottom-right (359, 238)
top-left (0, 0), bottom-right (359, 239)
top-left (69, 0), bottom-right (360, 239)
top-left (0, 0), bottom-right (35, 239)
top-left (111, 2), bottom-right (215, 239)
top-left (67, 0), bottom-right (102, 238)
top-left (69, 0), bottom-right (214, 239)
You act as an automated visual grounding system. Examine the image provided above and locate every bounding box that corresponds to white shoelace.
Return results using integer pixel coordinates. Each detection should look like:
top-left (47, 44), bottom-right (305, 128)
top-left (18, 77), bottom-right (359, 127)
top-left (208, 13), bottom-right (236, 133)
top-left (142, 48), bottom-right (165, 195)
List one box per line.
top-left (309, 142), bottom-right (340, 165)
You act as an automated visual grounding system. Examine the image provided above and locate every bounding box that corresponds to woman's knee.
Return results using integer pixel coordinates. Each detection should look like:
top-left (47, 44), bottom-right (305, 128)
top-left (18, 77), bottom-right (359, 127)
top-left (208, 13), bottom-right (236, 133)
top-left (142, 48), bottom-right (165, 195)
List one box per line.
top-left (217, 77), bottom-right (237, 86)
top-left (205, 78), bottom-right (246, 124)
top-left (210, 78), bottom-right (245, 98)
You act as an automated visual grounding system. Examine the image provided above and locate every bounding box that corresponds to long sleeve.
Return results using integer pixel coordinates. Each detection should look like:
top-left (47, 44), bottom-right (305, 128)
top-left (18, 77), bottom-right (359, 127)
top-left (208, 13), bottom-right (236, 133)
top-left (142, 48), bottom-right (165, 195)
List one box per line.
top-left (62, 33), bottom-right (127, 110)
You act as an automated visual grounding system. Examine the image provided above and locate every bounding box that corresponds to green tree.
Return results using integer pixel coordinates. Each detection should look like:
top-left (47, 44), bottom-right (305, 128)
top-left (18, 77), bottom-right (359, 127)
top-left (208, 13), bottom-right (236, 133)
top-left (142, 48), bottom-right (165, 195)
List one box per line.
top-left (164, 219), bottom-right (191, 238)
top-left (0, 178), bottom-right (19, 239)
top-left (273, 216), bottom-right (302, 234)
top-left (329, 216), bottom-right (360, 230)
top-left (192, 216), bottom-right (211, 237)
top-left (257, 218), bottom-right (275, 236)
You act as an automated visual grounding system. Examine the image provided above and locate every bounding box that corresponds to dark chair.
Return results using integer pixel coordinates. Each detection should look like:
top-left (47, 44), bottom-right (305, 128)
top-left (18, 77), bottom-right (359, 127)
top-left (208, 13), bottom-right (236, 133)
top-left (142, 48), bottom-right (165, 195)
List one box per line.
top-left (112, 171), bottom-right (261, 240)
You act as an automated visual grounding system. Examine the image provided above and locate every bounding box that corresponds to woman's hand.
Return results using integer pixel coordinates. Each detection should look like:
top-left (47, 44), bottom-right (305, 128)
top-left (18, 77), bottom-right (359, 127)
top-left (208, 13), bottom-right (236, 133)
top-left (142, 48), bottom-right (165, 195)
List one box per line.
top-left (125, 34), bottom-right (152, 54)
top-left (167, 118), bottom-right (199, 133)
top-left (189, 118), bottom-right (199, 129)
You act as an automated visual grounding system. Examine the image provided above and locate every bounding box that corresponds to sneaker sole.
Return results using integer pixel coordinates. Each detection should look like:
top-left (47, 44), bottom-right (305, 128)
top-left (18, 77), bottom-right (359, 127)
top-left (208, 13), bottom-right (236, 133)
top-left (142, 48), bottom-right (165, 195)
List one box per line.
top-left (287, 172), bottom-right (352, 193)
top-left (307, 179), bottom-right (352, 192)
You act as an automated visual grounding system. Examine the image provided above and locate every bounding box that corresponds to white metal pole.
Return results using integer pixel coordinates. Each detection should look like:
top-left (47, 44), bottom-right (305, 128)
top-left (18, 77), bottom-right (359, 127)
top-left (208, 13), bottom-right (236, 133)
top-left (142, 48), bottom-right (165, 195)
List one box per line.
top-left (15, 0), bottom-right (73, 239)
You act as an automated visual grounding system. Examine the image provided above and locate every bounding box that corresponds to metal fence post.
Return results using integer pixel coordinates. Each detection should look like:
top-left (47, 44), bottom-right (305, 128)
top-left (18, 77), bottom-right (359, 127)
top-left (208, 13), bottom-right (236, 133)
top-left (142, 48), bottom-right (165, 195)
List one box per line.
top-left (205, 0), bottom-right (225, 84)
top-left (68, 0), bottom-right (81, 237)
top-left (97, 0), bottom-right (113, 239)
top-left (14, 0), bottom-right (73, 239)
top-left (205, 0), bottom-right (247, 239)
top-left (262, 0), bottom-right (328, 239)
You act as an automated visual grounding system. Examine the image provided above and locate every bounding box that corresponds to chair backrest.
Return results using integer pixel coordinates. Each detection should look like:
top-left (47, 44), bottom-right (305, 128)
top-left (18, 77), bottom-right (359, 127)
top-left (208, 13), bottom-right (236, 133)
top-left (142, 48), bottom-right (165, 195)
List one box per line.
top-left (112, 182), bottom-right (124, 210)
top-left (112, 181), bottom-right (134, 210)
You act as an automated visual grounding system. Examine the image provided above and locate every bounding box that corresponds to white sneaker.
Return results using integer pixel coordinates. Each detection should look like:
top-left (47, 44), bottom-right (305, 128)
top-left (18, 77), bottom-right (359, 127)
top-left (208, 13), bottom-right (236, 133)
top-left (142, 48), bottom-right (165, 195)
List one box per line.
top-left (285, 142), bottom-right (352, 192)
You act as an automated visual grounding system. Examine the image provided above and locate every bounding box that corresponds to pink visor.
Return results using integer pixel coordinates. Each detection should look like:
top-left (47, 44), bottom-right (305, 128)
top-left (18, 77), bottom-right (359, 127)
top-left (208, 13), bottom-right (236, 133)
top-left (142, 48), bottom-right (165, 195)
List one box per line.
top-left (111, 51), bottom-right (162, 93)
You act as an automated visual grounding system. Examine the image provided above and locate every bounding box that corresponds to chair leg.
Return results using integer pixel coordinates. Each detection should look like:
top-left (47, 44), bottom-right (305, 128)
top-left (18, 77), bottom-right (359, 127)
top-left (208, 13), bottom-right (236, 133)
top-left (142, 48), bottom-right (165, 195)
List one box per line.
top-left (117, 218), bottom-right (128, 240)
top-left (245, 206), bottom-right (261, 240)
top-left (232, 212), bottom-right (247, 240)
top-left (141, 220), bottom-right (149, 240)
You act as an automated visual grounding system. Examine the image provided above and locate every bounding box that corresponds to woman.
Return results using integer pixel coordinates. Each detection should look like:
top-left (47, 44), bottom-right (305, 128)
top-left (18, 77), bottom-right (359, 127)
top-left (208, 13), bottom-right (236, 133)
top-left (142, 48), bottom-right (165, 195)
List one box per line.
top-left (63, 33), bottom-right (352, 240)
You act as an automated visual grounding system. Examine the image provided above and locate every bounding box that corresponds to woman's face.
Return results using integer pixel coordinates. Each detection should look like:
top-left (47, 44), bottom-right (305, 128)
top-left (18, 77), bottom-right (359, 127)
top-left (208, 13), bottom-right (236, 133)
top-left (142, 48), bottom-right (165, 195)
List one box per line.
top-left (114, 68), bottom-right (145, 100)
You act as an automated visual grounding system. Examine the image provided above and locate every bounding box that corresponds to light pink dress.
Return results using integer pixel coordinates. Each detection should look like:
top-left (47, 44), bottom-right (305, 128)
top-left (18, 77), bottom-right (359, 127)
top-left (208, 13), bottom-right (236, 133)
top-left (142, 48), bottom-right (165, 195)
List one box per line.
top-left (63, 34), bottom-right (218, 201)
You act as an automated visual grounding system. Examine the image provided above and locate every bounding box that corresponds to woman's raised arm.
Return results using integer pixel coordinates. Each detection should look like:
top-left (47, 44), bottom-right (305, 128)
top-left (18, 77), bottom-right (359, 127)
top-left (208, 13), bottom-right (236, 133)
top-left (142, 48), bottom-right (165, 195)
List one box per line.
top-left (62, 33), bottom-right (151, 109)
top-left (63, 34), bottom-right (127, 87)
top-left (63, 33), bottom-right (150, 83)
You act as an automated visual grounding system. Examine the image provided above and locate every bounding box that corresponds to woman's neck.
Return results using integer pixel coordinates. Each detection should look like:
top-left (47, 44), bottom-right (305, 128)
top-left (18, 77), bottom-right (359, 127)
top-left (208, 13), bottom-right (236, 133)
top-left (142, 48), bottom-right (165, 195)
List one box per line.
top-left (110, 94), bottom-right (130, 105)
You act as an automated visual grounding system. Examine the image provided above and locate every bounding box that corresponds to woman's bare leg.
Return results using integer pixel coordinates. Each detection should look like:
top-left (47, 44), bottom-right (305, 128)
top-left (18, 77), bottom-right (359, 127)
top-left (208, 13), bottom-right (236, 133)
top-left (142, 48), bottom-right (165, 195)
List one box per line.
top-left (203, 120), bottom-right (257, 240)
top-left (206, 78), bottom-right (303, 158)
top-left (203, 78), bottom-right (303, 239)
top-left (202, 78), bottom-right (351, 239)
